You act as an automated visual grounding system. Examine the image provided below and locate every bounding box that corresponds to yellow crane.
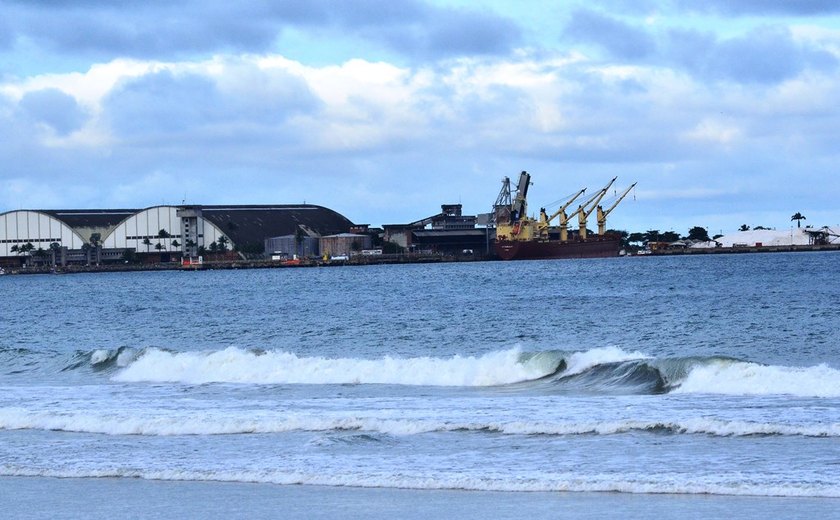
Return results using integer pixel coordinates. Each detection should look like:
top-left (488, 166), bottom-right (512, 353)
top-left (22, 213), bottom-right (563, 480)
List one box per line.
top-left (597, 183), bottom-right (637, 235)
top-left (559, 188), bottom-right (602, 241)
top-left (572, 177), bottom-right (616, 240)
top-left (537, 187), bottom-right (586, 239)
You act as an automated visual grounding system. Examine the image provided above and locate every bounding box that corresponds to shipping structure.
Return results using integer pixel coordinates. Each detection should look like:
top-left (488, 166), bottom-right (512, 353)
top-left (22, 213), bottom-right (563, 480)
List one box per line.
top-left (493, 171), bottom-right (635, 260)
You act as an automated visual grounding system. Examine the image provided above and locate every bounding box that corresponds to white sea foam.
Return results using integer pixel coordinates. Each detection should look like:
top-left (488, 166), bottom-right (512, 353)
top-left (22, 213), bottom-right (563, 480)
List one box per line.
top-left (111, 347), bottom-right (554, 386)
top-left (563, 346), bottom-right (650, 376)
top-left (89, 349), bottom-right (110, 364)
top-left (2, 466), bottom-right (838, 498)
top-left (3, 407), bottom-right (836, 437)
top-left (674, 361), bottom-right (840, 398)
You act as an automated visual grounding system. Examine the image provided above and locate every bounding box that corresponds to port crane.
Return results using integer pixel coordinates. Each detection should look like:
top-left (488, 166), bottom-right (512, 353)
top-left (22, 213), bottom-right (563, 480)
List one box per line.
top-left (597, 183), bottom-right (636, 235)
top-left (570, 177), bottom-right (616, 240)
top-left (537, 187), bottom-right (587, 240)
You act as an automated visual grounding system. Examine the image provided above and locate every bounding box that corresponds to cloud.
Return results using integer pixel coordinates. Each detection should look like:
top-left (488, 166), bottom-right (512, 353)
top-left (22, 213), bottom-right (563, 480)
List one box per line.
top-left (2, 0), bottom-right (522, 62)
top-left (564, 9), bottom-right (656, 60)
top-left (101, 63), bottom-right (320, 150)
top-left (670, 0), bottom-right (840, 16)
top-left (18, 88), bottom-right (89, 135)
top-left (667, 26), bottom-right (838, 84)
top-left (369, 7), bottom-right (523, 59)
top-left (562, 9), bottom-right (837, 85)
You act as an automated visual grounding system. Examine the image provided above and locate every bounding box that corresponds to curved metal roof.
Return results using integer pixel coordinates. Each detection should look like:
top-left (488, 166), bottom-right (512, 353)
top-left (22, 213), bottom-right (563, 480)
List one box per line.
top-left (199, 205), bottom-right (354, 249)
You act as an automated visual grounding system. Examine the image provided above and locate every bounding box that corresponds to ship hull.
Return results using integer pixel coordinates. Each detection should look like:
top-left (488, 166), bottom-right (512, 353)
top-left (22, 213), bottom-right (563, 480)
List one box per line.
top-left (495, 236), bottom-right (621, 260)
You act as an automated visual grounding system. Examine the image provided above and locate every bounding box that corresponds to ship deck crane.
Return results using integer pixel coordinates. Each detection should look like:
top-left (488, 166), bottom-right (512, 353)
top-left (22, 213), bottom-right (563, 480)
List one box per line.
top-left (597, 182), bottom-right (636, 235)
top-left (510, 171), bottom-right (531, 223)
top-left (537, 187), bottom-right (586, 239)
top-left (572, 177), bottom-right (616, 240)
top-left (558, 187), bottom-right (605, 241)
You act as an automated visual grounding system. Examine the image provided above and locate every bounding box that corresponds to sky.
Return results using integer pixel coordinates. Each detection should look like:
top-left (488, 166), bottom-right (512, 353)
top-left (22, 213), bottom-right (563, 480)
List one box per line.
top-left (2, 0), bottom-right (840, 235)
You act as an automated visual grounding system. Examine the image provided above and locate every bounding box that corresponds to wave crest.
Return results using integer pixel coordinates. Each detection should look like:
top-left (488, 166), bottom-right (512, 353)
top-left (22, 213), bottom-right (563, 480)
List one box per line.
top-left (112, 347), bottom-right (562, 386)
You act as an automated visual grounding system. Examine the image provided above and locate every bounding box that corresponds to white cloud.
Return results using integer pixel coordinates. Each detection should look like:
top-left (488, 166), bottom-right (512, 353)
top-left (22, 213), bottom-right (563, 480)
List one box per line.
top-left (681, 118), bottom-right (743, 146)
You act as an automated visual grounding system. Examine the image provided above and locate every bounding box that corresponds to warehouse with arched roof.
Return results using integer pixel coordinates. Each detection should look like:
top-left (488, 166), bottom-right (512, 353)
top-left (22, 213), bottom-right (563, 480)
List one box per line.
top-left (0, 210), bottom-right (88, 257)
top-left (0, 204), bottom-right (355, 266)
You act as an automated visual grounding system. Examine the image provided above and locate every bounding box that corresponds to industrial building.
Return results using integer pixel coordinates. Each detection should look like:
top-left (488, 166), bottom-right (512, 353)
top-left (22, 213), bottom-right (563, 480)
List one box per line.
top-left (383, 204), bottom-right (492, 256)
top-left (0, 204), bottom-right (354, 267)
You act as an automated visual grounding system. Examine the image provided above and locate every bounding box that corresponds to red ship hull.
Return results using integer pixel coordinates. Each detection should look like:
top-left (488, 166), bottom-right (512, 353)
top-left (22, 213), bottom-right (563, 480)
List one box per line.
top-left (495, 236), bottom-right (621, 260)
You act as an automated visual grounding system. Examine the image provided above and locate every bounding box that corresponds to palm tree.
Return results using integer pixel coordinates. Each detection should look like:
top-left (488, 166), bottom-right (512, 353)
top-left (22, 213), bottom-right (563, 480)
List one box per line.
top-left (33, 247), bottom-right (48, 265)
top-left (49, 242), bottom-right (61, 267)
top-left (791, 212), bottom-right (806, 228)
top-left (142, 237), bottom-right (152, 252)
top-left (89, 233), bottom-right (101, 265)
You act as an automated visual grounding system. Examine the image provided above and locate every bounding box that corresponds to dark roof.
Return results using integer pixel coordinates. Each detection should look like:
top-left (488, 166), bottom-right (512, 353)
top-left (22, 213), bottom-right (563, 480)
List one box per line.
top-left (40, 209), bottom-right (138, 230)
top-left (413, 230), bottom-right (488, 239)
top-left (200, 205), bottom-right (354, 247)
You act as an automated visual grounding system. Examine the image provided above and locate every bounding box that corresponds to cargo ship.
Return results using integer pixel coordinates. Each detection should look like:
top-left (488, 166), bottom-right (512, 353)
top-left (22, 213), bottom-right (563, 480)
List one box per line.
top-left (493, 171), bottom-right (635, 261)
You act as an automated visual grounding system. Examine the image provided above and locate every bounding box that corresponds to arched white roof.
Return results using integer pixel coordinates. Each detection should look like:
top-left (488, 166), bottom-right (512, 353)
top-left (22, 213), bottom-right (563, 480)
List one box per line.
top-left (101, 206), bottom-right (229, 252)
top-left (0, 210), bottom-right (86, 257)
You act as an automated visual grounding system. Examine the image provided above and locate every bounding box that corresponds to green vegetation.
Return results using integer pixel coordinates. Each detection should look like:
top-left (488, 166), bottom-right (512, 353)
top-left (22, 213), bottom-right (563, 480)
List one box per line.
top-left (687, 226), bottom-right (710, 242)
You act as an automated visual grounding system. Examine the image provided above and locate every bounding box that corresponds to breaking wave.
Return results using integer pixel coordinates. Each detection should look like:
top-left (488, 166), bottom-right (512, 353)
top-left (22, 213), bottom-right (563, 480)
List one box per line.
top-left (62, 346), bottom-right (140, 372)
top-left (107, 346), bottom-right (840, 397)
top-left (111, 347), bottom-right (563, 386)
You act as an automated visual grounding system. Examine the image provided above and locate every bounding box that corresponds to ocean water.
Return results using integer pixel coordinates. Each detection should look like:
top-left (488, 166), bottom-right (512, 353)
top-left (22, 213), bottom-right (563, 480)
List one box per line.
top-left (1, 253), bottom-right (839, 514)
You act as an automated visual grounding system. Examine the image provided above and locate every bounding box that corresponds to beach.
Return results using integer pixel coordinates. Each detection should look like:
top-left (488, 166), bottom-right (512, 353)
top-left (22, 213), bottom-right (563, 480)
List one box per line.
top-left (4, 476), bottom-right (836, 520)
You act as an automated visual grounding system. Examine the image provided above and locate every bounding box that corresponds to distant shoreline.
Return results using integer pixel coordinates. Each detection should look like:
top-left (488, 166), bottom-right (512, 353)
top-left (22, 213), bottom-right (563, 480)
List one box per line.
top-left (2, 244), bottom-right (838, 275)
top-left (644, 243), bottom-right (840, 256)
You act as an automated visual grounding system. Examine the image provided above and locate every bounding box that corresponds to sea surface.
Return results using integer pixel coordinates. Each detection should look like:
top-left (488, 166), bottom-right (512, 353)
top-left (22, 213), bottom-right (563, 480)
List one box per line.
top-left (1, 252), bottom-right (839, 517)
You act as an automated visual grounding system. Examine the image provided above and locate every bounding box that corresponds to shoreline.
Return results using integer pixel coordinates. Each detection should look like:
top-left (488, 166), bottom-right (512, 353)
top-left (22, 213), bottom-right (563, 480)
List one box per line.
top-left (2, 243), bottom-right (838, 276)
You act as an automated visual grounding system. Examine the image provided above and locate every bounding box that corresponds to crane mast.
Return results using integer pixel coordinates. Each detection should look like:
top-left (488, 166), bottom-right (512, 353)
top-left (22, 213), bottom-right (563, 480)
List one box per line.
top-left (574, 177), bottom-right (616, 240)
top-left (597, 182), bottom-right (636, 235)
top-left (492, 176), bottom-right (513, 227)
top-left (559, 188), bottom-right (602, 241)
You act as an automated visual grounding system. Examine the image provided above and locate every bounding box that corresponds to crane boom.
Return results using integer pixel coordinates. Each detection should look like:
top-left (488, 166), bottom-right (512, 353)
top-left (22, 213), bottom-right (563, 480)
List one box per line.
top-left (538, 188), bottom-right (586, 229)
top-left (511, 171), bottom-right (531, 222)
top-left (597, 182), bottom-right (636, 235)
top-left (576, 177), bottom-right (616, 239)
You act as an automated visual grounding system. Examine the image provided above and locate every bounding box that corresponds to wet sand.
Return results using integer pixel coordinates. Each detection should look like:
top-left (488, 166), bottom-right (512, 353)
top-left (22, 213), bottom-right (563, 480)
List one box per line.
top-left (2, 476), bottom-right (836, 520)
